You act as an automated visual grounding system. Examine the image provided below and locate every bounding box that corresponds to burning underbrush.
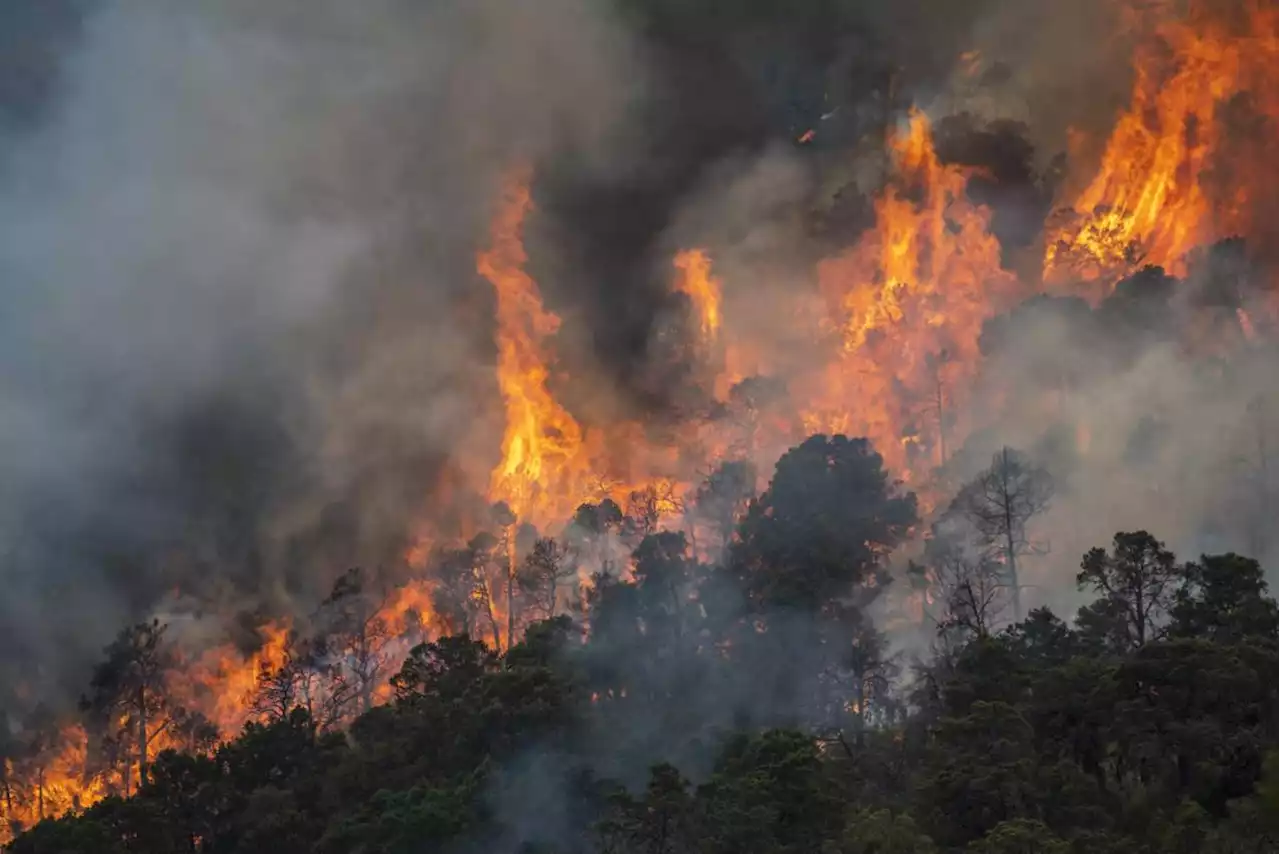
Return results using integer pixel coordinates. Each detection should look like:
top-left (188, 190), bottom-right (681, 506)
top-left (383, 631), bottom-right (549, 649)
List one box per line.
top-left (0, 0), bottom-right (1276, 840)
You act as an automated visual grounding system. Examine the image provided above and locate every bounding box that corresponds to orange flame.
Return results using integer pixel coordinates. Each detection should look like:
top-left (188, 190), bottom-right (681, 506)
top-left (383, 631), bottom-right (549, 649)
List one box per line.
top-left (480, 167), bottom-right (593, 528)
top-left (0, 726), bottom-right (108, 839)
top-left (479, 168), bottom-right (690, 534)
top-left (673, 249), bottom-right (723, 342)
top-left (7, 4), bottom-right (1277, 835)
top-left (809, 108), bottom-right (1017, 483)
top-left (1044, 0), bottom-right (1279, 288)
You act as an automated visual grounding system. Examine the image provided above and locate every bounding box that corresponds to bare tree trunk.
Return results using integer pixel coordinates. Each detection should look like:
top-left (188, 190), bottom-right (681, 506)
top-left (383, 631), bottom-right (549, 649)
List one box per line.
top-left (1135, 581), bottom-right (1146, 646)
top-left (923, 349), bottom-right (953, 470)
top-left (682, 503), bottom-right (700, 562)
top-left (2, 773), bottom-right (13, 824)
top-left (480, 577), bottom-right (503, 651)
top-left (358, 638), bottom-right (374, 715)
top-left (1000, 449), bottom-right (1023, 620)
top-left (137, 686), bottom-right (149, 790)
top-left (506, 548), bottom-right (516, 652)
top-left (1004, 525), bottom-right (1021, 619)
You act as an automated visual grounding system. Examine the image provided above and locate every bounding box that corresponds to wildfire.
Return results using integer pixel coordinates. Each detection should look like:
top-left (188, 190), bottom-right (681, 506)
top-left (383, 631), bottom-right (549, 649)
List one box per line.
top-left (151, 621), bottom-right (286, 737)
top-left (0, 623), bottom-right (293, 840)
top-left (1044, 0), bottom-right (1279, 288)
top-left (808, 107), bottom-right (1017, 480)
top-left (4, 1), bottom-right (1276, 840)
top-left (672, 247), bottom-right (756, 404)
top-left (0, 727), bottom-right (108, 836)
top-left (480, 167), bottom-right (593, 528)
top-left (673, 249), bottom-right (722, 343)
top-left (479, 168), bottom-right (693, 534)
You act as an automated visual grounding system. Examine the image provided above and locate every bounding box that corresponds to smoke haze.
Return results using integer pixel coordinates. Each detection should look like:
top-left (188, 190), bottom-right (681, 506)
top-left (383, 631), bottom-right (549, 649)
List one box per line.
top-left (0, 0), bottom-right (647, 699)
top-left (0, 0), bottom-right (1273, 751)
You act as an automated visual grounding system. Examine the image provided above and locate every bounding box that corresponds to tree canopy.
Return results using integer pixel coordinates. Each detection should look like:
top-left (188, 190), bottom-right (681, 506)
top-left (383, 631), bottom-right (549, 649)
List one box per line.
top-left (8, 431), bottom-right (1275, 854)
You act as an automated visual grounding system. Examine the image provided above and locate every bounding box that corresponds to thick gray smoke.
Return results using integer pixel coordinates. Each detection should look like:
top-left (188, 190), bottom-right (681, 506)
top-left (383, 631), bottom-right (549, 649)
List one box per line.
top-left (0, 0), bottom-right (973, 704)
top-left (955, 282), bottom-right (1278, 618)
top-left (646, 0), bottom-right (1278, 602)
top-left (0, 0), bottom-right (1273, 806)
top-left (0, 0), bottom-right (644, 700)
top-left (0, 1), bottom-right (1274, 850)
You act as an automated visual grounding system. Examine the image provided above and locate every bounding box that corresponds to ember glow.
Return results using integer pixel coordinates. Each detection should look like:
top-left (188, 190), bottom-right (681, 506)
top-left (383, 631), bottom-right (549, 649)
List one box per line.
top-left (672, 249), bottom-right (722, 343)
top-left (807, 107), bottom-right (1018, 480)
top-left (481, 167), bottom-right (592, 528)
top-left (479, 168), bottom-right (686, 537)
top-left (1044, 0), bottom-right (1279, 288)
top-left (2, 0), bottom-right (1276, 839)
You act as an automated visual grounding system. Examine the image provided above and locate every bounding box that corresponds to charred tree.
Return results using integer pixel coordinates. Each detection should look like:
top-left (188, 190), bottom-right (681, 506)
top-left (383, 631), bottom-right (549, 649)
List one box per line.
top-left (516, 536), bottom-right (578, 622)
top-left (250, 631), bottom-right (350, 731)
top-left (845, 617), bottom-right (896, 748)
top-left (314, 569), bottom-right (395, 718)
top-left (489, 501), bottom-right (520, 652)
top-left (79, 620), bottom-right (176, 793)
top-left (925, 349), bottom-right (953, 466)
top-left (958, 447), bottom-right (1053, 620)
top-left (692, 459), bottom-right (756, 556)
top-left (931, 540), bottom-right (1007, 640)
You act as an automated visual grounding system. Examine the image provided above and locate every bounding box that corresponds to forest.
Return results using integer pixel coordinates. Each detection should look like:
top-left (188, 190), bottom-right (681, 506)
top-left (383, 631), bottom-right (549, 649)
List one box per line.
top-left (7, 426), bottom-right (1278, 852)
top-left (0, 0), bottom-right (1277, 851)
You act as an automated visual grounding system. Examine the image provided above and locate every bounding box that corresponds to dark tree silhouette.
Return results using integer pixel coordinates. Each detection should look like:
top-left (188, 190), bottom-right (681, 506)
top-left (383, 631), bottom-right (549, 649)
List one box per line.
top-left (1077, 531), bottom-right (1178, 648)
top-left (313, 568), bottom-right (395, 718)
top-left (692, 459), bottom-right (756, 554)
top-left (1169, 552), bottom-right (1278, 644)
top-left (631, 531), bottom-right (696, 637)
top-left (251, 630), bottom-right (350, 731)
top-left (845, 617), bottom-right (897, 746)
top-left (515, 536), bottom-right (578, 622)
top-left (933, 541), bottom-right (1007, 640)
top-left (958, 447), bottom-right (1053, 619)
top-left (389, 635), bottom-right (497, 702)
top-left (730, 434), bottom-right (917, 612)
top-left (79, 620), bottom-right (176, 793)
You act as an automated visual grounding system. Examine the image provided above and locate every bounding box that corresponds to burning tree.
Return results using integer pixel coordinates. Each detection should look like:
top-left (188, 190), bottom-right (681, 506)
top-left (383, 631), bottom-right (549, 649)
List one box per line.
top-left (250, 630), bottom-right (351, 732)
top-left (843, 616), bottom-right (899, 748)
top-left (78, 620), bottom-right (207, 794)
top-left (312, 568), bottom-right (397, 718)
top-left (692, 459), bottom-right (757, 556)
top-left (515, 536), bottom-right (578, 623)
top-left (1042, 0), bottom-right (1278, 286)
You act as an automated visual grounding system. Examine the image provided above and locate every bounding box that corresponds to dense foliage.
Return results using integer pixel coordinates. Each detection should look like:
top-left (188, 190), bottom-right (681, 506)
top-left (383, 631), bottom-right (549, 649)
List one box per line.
top-left (0, 2), bottom-right (1275, 851)
top-left (10, 435), bottom-right (1276, 854)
